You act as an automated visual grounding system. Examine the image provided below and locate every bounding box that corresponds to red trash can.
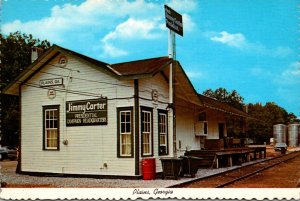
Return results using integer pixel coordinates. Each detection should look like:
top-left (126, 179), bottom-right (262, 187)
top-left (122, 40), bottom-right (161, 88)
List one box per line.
top-left (142, 158), bottom-right (156, 180)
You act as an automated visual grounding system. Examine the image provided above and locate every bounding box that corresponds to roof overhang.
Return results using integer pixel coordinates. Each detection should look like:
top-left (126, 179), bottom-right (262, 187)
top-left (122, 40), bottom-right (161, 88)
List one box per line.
top-left (198, 94), bottom-right (253, 119)
top-left (174, 62), bottom-right (203, 106)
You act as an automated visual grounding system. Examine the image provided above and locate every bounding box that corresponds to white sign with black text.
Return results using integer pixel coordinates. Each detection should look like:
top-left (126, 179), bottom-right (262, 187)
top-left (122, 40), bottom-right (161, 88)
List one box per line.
top-left (39, 78), bottom-right (63, 87)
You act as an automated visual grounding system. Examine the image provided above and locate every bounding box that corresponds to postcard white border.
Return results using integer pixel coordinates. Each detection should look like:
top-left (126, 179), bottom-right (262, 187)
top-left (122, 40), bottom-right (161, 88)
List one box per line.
top-left (1, 188), bottom-right (300, 200)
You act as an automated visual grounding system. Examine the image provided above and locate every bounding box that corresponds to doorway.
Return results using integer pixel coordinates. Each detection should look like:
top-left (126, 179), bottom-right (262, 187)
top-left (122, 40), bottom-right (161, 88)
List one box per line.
top-left (218, 123), bottom-right (225, 139)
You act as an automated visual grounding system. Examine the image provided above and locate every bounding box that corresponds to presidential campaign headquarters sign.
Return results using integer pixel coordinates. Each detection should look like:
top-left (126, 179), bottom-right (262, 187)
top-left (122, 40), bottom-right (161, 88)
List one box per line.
top-left (66, 98), bottom-right (107, 126)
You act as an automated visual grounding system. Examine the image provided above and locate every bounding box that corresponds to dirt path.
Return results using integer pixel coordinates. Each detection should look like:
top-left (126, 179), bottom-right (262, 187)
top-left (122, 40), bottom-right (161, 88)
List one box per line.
top-left (225, 155), bottom-right (300, 188)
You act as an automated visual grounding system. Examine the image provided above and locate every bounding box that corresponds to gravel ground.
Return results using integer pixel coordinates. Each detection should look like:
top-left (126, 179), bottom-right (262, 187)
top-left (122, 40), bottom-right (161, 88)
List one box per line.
top-left (0, 158), bottom-right (271, 188)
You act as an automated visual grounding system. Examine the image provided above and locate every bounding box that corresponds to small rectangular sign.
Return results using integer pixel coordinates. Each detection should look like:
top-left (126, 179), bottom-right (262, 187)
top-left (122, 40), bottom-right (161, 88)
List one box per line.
top-left (164, 5), bottom-right (183, 36)
top-left (66, 98), bottom-right (107, 126)
top-left (39, 78), bottom-right (63, 87)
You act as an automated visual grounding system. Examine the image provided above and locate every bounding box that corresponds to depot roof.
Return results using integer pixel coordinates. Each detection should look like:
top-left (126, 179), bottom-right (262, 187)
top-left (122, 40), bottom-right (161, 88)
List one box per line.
top-left (3, 44), bottom-right (250, 118)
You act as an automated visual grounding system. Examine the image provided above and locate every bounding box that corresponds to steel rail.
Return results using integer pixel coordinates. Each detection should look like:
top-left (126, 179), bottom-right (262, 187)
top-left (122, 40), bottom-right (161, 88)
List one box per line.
top-left (216, 151), bottom-right (300, 188)
top-left (172, 151), bottom-right (300, 188)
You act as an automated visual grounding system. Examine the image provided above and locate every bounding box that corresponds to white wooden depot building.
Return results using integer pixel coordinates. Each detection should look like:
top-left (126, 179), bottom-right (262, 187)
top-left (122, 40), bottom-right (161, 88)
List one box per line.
top-left (4, 45), bottom-right (250, 178)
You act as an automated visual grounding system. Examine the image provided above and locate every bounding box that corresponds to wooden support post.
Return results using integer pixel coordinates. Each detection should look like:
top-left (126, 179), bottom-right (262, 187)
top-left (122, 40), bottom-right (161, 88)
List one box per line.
top-left (259, 150), bottom-right (262, 159)
top-left (228, 156), bottom-right (233, 167)
top-left (247, 153), bottom-right (251, 162)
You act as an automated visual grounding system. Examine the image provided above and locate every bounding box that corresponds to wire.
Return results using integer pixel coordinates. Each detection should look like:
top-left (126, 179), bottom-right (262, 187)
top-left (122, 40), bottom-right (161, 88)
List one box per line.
top-left (22, 67), bottom-right (134, 88)
top-left (19, 81), bottom-right (173, 104)
top-left (29, 58), bottom-right (133, 88)
top-left (36, 60), bottom-right (80, 72)
top-left (138, 96), bottom-right (169, 105)
top-left (20, 81), bottom-right (135, 100)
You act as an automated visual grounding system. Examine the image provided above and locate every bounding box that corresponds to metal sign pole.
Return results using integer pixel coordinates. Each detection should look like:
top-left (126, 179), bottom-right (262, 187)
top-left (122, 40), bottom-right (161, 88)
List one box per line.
top-left (168, 29), bottom-right (177, 157)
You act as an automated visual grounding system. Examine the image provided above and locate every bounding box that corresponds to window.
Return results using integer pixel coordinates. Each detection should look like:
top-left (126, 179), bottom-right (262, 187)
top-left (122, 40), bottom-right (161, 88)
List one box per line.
top-left (117, 107), bottom-right (133, 157)
top-left (141, 107), bottom-right (153, 157)
top-left (201, 121), bottom-right (208, 135)
top-left (158, 110), bottom-right (168, 155)
top-left (43, 105), bottom-right (60, 150)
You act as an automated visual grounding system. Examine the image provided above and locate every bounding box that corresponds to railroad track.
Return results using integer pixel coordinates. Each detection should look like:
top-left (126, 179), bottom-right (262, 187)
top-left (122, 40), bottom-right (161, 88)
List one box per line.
top-left (173, 151), bottom-right (300, 188)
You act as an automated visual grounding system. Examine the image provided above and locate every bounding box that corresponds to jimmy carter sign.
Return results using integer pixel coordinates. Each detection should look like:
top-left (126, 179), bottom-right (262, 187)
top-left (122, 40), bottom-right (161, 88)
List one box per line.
top-left (66, 98), bottom-right (107, 126)
top-left (164, 5), bottom-right (183, 36)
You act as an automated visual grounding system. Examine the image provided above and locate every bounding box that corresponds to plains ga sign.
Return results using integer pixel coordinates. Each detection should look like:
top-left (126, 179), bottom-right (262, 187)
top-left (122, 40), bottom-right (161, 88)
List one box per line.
top-left (66, 98), bottom-right (107, 126)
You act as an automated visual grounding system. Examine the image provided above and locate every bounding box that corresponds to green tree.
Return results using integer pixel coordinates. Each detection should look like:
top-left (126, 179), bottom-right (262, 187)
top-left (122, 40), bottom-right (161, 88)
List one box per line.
top-left (203, 87), bottom-right (244, 110)
top-left (202, 88), bottom-right (300, 144)
top-left (246, 102), bottom-right (299, 144)
top-left (203, 88), bottom-right (246, 138)
top-left (1, 31), bottom-right (51, 147)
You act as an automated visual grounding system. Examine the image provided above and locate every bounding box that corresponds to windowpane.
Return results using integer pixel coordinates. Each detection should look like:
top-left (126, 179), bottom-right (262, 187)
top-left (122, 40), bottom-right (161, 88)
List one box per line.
top-left (50, 120), bottom-right (53, 128)
top-left (204, 122), bottom-right (208, 134)
top-left (160, 134), bottom-right (166, 144)
top-left (121, 122), bottom-right (125, 133)
top-left (53, 110), bottom-right (58, 119)
top-left (46, 111), bottom-right (50, 119)
top-left (54, 119), bottom-right (58, 128)
top-left (125, 122), bottom-right (131, 133)
top-left (125, 112), bottom-right (130, 122)
top-left (46, 129), bottom-right (58, 148)
top-left (121, 134), bottom-right (131, 155)
top-left (121, 113), bottom-right (125, 122)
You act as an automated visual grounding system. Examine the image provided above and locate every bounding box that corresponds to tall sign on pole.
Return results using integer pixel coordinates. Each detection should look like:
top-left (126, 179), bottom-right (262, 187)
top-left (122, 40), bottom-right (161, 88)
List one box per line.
top-left (164, 4), bottom-right (183, 59)
top-left (164, 5), bottom-right (183, 158)
top-left (164, 5), bottom-right (183, 37)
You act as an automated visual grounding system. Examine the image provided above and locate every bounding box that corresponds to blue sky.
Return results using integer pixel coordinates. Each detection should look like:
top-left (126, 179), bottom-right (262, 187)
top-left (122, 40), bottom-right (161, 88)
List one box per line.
top-left (2, 0), bottom-right (300, 117)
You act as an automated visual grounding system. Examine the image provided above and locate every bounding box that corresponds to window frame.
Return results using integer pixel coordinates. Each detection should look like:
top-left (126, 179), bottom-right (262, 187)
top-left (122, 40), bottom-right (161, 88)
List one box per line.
top-left (141, 106), bottom-right (154, 157)
top-left (158, 109), bottom-right (168, 156)
top-left (117, 107), bottom-right (134, 158)
top-left (43, 105), bottom-right (60, 151)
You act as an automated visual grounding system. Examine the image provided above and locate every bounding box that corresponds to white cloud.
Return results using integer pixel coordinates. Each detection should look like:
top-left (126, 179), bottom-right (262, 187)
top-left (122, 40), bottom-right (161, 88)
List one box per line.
top-left (182, 14), bottom-right (195, 33)
top-left (249, 67), bottom-right (264, 76)
top-left (274, 46), bottom-right (293, 58)
top-left (186, 71), bottom-right (204, 78)
top-left (101, 17), bottom-right (162, 58)
top-left (207, 31), bottom-right (293, 58)
top-left (102, 18), bottom-right (162, 42)
top-left (102, 43), bottom-right (128, 58)
top-left (3, 0), bottom-right (196, 59)
top-left (210, 31), bottom-right (246, 48)
top-left (166, 0), bottom-right (197, 12)
top-left (281, 62), bottom-right (300, 79)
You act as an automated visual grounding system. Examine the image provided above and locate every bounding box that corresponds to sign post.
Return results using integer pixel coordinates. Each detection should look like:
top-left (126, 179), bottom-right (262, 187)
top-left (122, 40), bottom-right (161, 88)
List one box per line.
top-left (164, 5), bottom-right (183, 158)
